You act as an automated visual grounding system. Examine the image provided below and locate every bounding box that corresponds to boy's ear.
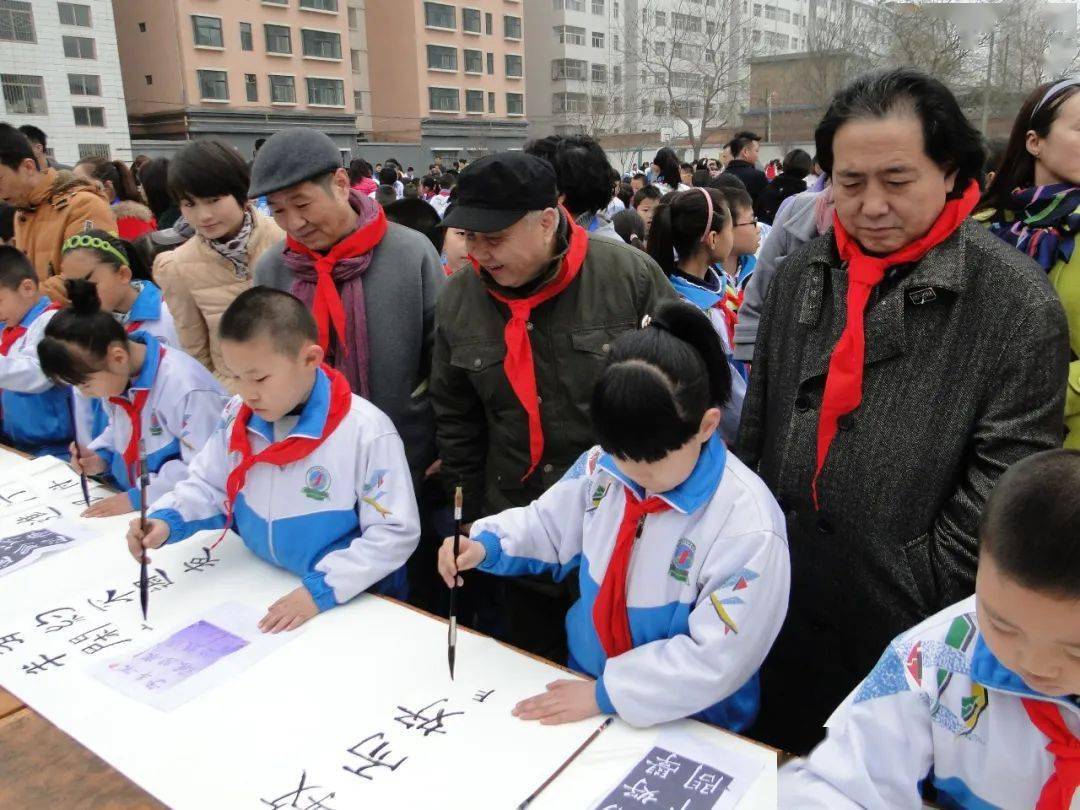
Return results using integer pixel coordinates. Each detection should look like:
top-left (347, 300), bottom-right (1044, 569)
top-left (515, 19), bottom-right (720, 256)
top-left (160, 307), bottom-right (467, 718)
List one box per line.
top-left (301, 342), bottom-right (324, 368)
top-left (19, 277), bottom-right (38, 297)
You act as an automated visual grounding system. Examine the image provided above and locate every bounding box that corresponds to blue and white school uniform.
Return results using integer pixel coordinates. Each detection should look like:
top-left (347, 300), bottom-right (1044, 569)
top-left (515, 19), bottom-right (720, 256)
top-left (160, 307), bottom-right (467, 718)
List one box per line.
top-left (88, 332), bottom-right (225, 509)
top-left (148, 367), bottom-right (421, 608)
top-left (73, 281), bottom-right (179, 447)
top-left (668, 269), bottom-right (748, 446)
top-left (471, 435), bottom-right (789, 730)
top-left (0, 297), bottom-right (72, 456)
top-left (780, 595), bottom-right (1076, 809)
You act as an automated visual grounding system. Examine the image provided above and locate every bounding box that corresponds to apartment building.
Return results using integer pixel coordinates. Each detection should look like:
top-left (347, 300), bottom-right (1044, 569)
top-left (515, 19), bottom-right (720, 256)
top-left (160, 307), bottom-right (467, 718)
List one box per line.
top-left (112, 0), bottom-right (358, 159)
top-left (0, 0), bottom-right (132, 163)
top-left (346, 2), bottom-right (373, 138)
top-left (366, 0), bottom-right (528, 158)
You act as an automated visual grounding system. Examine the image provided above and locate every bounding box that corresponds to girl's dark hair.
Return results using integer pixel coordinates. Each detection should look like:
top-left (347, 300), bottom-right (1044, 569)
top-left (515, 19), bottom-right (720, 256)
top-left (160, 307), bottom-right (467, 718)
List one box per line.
top-left (612, 208), bottom-right (646, 248)
top-left (137, 157), bottom-right (173, 220)
top-left (39, 279), bottom-right (127, 386)
top-left (168, 138), bottom-right (251, 206)
top-left (592, 300), bottom-right (731, 462)
top-left (75, 156), bottom-right (142, 203)
top-left (816, 68), bottom-right (985, 201)
top-left (691, 168), bottom-right (712, 187)
top-left (782, 148), bottom-right (814, 179)
top-left (647, 188), bottom-right (730, 276)
top-left (62, 228), bottom-right (153, 282)
top-left (349, 158), bottom-right (373, 183)
top-left (978, 81), bottom-right (1080, 214)
top-left (616, 181), bottom-right (633, 208)
top-left (653, 147), bottom-right (683, 188)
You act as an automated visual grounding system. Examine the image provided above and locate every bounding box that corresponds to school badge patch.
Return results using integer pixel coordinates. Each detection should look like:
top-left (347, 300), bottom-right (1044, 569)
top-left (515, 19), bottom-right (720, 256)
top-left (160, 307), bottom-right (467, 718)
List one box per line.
top-left (587, 482), bottom-right (611, 512)
top-left (361, 469), bottom-right (393, 517)
top-left (148, 411), bottom-right (163, 436)
top-left (302, 466), bottom-right (332, 501)
top-left (960, 684), bottom-right (989, 736)
top-left (668, 538), bottom-right (696, 583)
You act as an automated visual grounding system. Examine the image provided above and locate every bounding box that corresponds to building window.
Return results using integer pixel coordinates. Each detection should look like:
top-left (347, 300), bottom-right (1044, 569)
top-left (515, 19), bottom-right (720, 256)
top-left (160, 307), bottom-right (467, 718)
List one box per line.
top-left (192, 15), bottom-right (224, 48)
top-left (462, 8), bottom-right (481, 34)
top-left (351, 48), bottom-right (361, 72)
top-left (504, 15), bottom-right (521, 39)
top-left (57, 2), bottom-right (91, 26)
top-left (269, 74), bottom-right (296, 103)
top-left (306, 76), bottom-right (344, 106)
top-left (486, 52), bottom-right (494, 74)
top-left (263, 0), bottom-right (287, 5)
top-left (553, 92), bottom-right (587, 113)
top-left (67, 73), bottom-right (100, 96)
top-left (465, 89), bottom-right (484, 113)
top-left (613, 33), bottom-right (618, 49)
top-left (299, 0), bottom-right (338, 10)
top-left (655, 11), bottom-right (666, 26)
top-left (591, 30), bottom-right (603, 48)
top-left (551, 58), bottom-right (587, 80)
top-left (347, 6), bottom-right (358, 29)
top-left (423, 2), bottom-right (454, 30)
top-left (240, 22), bottom-right (253, 50)
top-left (507, 92), bottom-right (523, 115)
top-left (426, 44), bottom-right (457, 72)
top-left (245, 73), bottom-right (258, 101)
top-left (1, 74), bottom-right (45, 114)
top-left (591, 0), bottom-right (604, 13)
top-left (554, 0), bottom-right (585, 10)
top-left (464, 49), bottom-right (483, 74)
top-left (138, 22), bottom-right (146, 32)
top-left (554, 25), bottom-right (584, 46)
top-left (264, 24), bottom-right (291, 54)
top-left (653, 100), bottom-right (666, 116)
top-left (0, 1), bottom-right (35, 43)
top-left (301, 28), bottom-right (341, 59)
top-left (505, 54), bottom-right (522, 78)
top-left (78, 143), bottom-right (109, 159)
top-left (591, 63), bottom-right (606, 82)
top-left (487, 91), bottom-right (495, 113)
top-left (145, 74), bottom-right (152, 84)
top-left (73, 105), bottom-right (105, 126)
top-left (672, 12), bottom-right (702, 32)
top-left (197, 70), bottom-right (228, 101)
top-left (353, 89), bottom-right (362, 109)
top-left (62, 34), bottom-right (95, 58)
top-left (485, 12), bottom-right (492, 34)
top-left (428, 87), bottom-right (459, 111)
top-left (613, 0), bottom-right (619, 16)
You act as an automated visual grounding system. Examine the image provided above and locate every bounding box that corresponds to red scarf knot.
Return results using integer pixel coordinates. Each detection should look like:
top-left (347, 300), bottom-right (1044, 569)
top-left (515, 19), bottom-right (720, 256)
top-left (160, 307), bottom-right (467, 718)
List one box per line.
top-left (1024, 698), bottom-right (1080, 810)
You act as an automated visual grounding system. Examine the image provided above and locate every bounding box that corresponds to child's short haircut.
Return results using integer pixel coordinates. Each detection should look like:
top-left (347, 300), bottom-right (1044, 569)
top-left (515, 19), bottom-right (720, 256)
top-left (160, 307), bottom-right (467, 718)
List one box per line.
top-left (219, 287), bottom-right (319, 357)
top-left (632, 185), bottom-right (662, 208)
top-left (0, 245), bottom-right (38, 290)
top-left (980, 449), bottom-right (1080, 597)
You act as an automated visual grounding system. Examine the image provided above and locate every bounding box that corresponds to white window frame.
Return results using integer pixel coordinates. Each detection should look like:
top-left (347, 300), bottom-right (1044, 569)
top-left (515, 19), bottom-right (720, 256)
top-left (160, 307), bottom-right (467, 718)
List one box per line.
top-left (298, 0), bottom-right (339, 14)
top-left (57, 2), bottom-right (91, 27)
top-left (427, 85), bottom-right (460, 114)
top-left (268, 73), bottom-right (297, 105)
top-left (461, 6), bottom-right (482, 35)
top-left (300, 26), bottom-right (342, 61)
top-left (196, 69), bottom-right (229, 103)
top-left (191, 14), bottom-right (225, 51)
top-left (464, 88), bottom-right (485, 115)
top-left (423, 2), bottom-right (456, 32)
top-left (305, 75), bottom-right (345, 108)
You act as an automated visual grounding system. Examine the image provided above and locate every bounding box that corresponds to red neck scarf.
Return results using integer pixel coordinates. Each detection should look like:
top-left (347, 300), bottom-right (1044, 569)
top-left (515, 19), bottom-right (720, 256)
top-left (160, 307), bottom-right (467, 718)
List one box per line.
top-left (813, 181), bottom-right (980, 507)
top-left (284, 206), bottom-right (387, 356)
top-left (593, 488), bottom-right (671, 658)
top-left (1023, 698), bottom-right (1080, 810)
top-left (472, 209), bottom-right (588, 480)
top-left (1, 300), bottom-right (60, 356)
top-left (125, 321), bottom-right (143, 334)
top-left (108, 344), bottom-right (166, 484)
top-left (213, 365), bottom-right (352, 548)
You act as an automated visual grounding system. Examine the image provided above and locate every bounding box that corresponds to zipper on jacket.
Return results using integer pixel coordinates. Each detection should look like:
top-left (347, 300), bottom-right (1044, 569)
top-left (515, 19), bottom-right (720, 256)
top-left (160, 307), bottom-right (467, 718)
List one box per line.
top-left (266, 470), bottom-right (279, 565)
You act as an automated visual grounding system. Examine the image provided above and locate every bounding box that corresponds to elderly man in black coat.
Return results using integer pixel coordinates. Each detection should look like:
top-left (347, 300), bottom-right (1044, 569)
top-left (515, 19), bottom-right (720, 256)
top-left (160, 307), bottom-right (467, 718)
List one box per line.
top-left (737, 69), bottom-right (1070, 753)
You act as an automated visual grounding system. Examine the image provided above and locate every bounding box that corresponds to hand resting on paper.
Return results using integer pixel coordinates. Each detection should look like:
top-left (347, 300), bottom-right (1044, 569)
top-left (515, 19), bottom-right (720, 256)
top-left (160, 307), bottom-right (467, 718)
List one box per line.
top-left (83, 492), bottom-right (136, 518)
top-left (512, 679), bottom-right (602, 726)
top-left (126, 517), bottom-right (171, 562)
top-left (69, 442), bottom-right (105, 476)
top-left (258, 586), bottom-right (319, 634)
top-left (436, 535), bottom-right (486, 588)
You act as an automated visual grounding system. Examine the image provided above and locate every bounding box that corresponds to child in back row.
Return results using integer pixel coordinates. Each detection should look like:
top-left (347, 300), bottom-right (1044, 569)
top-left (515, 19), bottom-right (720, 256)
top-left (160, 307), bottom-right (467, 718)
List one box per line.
top-left (781, 449), bottom-right (1080, 810)
top-left (439, 301), bottom-right (789, 731)
top-left (0, 246), bottom-right (72, 457)
top-left (128, 288), bottom-right (420, 634)
top-left (38, 280), bottom-right (225, 517)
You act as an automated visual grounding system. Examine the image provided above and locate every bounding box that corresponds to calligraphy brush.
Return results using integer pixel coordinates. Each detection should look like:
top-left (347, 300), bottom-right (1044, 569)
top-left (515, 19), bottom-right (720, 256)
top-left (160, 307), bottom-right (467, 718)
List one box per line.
top-left (68, 388), bottom-right (91, 508)
top-left (138, 439), bottom-right (150, 621)
top-left (447, 485), bottom-right (463, 680)
top-left (516, 716), bottom-right (614, 809)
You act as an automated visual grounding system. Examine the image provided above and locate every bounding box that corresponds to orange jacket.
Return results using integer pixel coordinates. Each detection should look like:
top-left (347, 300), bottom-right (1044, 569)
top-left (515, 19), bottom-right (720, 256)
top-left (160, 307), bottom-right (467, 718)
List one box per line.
top-left (13, 169), bottom-right (117, 301)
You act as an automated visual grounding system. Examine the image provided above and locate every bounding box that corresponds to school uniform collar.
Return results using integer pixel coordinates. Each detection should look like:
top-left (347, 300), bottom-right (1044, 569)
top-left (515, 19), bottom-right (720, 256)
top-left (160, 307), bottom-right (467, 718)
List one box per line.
top-left (20, 296), bottom-right (52, 328)
top-left (970, 634), bottom-right (1078, 711)
top-left (598, 433), bottom-right (727, 514)
top-left (670, 267), bottom-right (724, 309)
top-left (125, 281), bottom-right (163, 324)
top-left (246, 366), bottom-right (332, 444)
top-left (126, 331), bottom-right (164, 392)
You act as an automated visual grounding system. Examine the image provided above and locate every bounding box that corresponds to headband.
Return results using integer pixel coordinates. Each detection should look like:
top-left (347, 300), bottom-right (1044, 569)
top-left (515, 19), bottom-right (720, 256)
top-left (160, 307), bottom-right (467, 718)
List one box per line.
top-left (696, 187), bottom-right (714, 244)
top-left (1032, 78), bottom-right (1080, 119)
top-left (61, 233), bottom-right (129, 267)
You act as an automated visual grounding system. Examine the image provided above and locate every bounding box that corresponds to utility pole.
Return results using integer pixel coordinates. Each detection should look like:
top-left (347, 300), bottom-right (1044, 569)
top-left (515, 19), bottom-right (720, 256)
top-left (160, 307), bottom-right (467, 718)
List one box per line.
top-left (981, 27), bottom-right (996, 135)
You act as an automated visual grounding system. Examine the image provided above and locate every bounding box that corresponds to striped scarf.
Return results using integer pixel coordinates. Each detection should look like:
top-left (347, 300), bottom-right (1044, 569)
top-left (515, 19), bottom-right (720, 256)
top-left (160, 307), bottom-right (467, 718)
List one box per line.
top-left (987, 184), bottom-right (1080, 272)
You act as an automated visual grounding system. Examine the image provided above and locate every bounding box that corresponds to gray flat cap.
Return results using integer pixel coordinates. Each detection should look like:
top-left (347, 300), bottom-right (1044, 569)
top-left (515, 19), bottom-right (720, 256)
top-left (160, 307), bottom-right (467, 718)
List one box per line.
top-left (248, 128), bottom-right (343, 198)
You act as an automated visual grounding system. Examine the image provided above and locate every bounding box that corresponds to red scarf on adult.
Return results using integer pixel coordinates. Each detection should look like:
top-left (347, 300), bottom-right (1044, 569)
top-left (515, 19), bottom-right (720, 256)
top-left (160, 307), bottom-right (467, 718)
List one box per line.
top-left (284, 205), bottom-right (387, 359)
top-left (1024, 698), bottom-right (1080, 810)
top-left (471, 209), bottom-right (588, 480)
top-left (212, 365), bottom-right (352, 548)
top-left (593, 488), bottom-right (671, 658)
top-left (108, 344), bottom-right (166, 485)
top-left (812, 181), bottom-right (980, 507)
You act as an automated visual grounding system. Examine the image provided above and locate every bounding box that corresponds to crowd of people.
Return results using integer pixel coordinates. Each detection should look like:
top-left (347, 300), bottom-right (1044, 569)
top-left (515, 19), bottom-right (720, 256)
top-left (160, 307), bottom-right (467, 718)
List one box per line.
top-left (1, 66), bottom-right (1079, 808)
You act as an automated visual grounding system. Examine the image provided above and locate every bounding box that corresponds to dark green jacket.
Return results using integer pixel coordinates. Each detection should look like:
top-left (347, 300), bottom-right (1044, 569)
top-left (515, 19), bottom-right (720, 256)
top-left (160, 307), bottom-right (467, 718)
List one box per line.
top-left (431, 220), bottom-right (676, 521)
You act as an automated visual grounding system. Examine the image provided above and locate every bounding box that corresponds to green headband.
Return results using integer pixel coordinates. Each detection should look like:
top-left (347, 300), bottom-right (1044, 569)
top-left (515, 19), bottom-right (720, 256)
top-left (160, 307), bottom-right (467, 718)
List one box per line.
top-left (61, 233), bottom-right (129, 267)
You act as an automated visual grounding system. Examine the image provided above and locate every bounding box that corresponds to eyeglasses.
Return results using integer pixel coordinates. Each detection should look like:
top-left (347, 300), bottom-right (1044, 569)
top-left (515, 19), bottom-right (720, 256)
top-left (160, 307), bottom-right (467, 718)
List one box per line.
top-left (734, 218), bottom-right (758, 228)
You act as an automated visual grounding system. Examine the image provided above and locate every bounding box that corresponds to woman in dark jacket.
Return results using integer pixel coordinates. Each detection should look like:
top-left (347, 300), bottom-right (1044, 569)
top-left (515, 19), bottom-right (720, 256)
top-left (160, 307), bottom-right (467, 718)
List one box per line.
top-left (753, 148), bottom-right (812, 225)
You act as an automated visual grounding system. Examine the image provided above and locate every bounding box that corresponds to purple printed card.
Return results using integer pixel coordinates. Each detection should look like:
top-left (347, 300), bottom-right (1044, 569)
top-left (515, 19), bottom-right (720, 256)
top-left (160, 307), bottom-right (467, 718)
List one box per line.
top-left (105, 621), bottom-right (248, 693)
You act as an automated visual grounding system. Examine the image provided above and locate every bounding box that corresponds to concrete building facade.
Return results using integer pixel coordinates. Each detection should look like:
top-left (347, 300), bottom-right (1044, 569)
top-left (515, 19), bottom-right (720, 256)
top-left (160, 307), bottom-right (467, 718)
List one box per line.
top-left (0, 0), bottom-right (132, 164)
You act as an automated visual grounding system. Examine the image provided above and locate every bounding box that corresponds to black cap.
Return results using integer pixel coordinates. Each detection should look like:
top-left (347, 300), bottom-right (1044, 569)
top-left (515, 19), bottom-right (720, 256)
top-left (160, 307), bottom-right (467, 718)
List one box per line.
top-left (440, 152), bottom-right (558, 233)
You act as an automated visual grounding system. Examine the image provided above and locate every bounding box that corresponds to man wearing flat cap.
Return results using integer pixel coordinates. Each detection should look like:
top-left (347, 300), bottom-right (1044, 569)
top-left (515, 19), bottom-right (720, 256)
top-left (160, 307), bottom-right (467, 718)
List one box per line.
top-left (431, 152), bottom-right (675, 661)
top-left (251, 129), bottom-right (444, 485)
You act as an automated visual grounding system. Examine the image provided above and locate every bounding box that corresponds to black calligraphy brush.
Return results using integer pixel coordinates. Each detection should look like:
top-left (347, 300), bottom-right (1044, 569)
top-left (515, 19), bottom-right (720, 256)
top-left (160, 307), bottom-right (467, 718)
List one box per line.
top-left (68, 388), bottom-right (91, 509)
top-left (447, 485), bottom-right (463, 680)
top-left (516, 716), bottom-right (614, 809)
top-left (138, 439), bottom-right (150, 621)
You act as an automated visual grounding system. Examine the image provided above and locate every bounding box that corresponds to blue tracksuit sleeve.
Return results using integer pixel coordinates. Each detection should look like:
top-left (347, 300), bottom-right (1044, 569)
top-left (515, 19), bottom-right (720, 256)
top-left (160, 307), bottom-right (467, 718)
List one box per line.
top-left (303, 430), bottom-right (421, 611)
top-left (597, 529), bottom-right (790, 727)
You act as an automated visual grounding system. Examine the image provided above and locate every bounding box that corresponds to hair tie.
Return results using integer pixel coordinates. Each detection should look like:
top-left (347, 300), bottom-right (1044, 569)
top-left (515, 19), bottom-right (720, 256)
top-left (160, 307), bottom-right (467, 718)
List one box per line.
top-left (696, 187), bottom-right (714, 244)
top-left (1032, 77), bottom-right (1080, 120)
top-left (61, 233), bottom-right (129, 267)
